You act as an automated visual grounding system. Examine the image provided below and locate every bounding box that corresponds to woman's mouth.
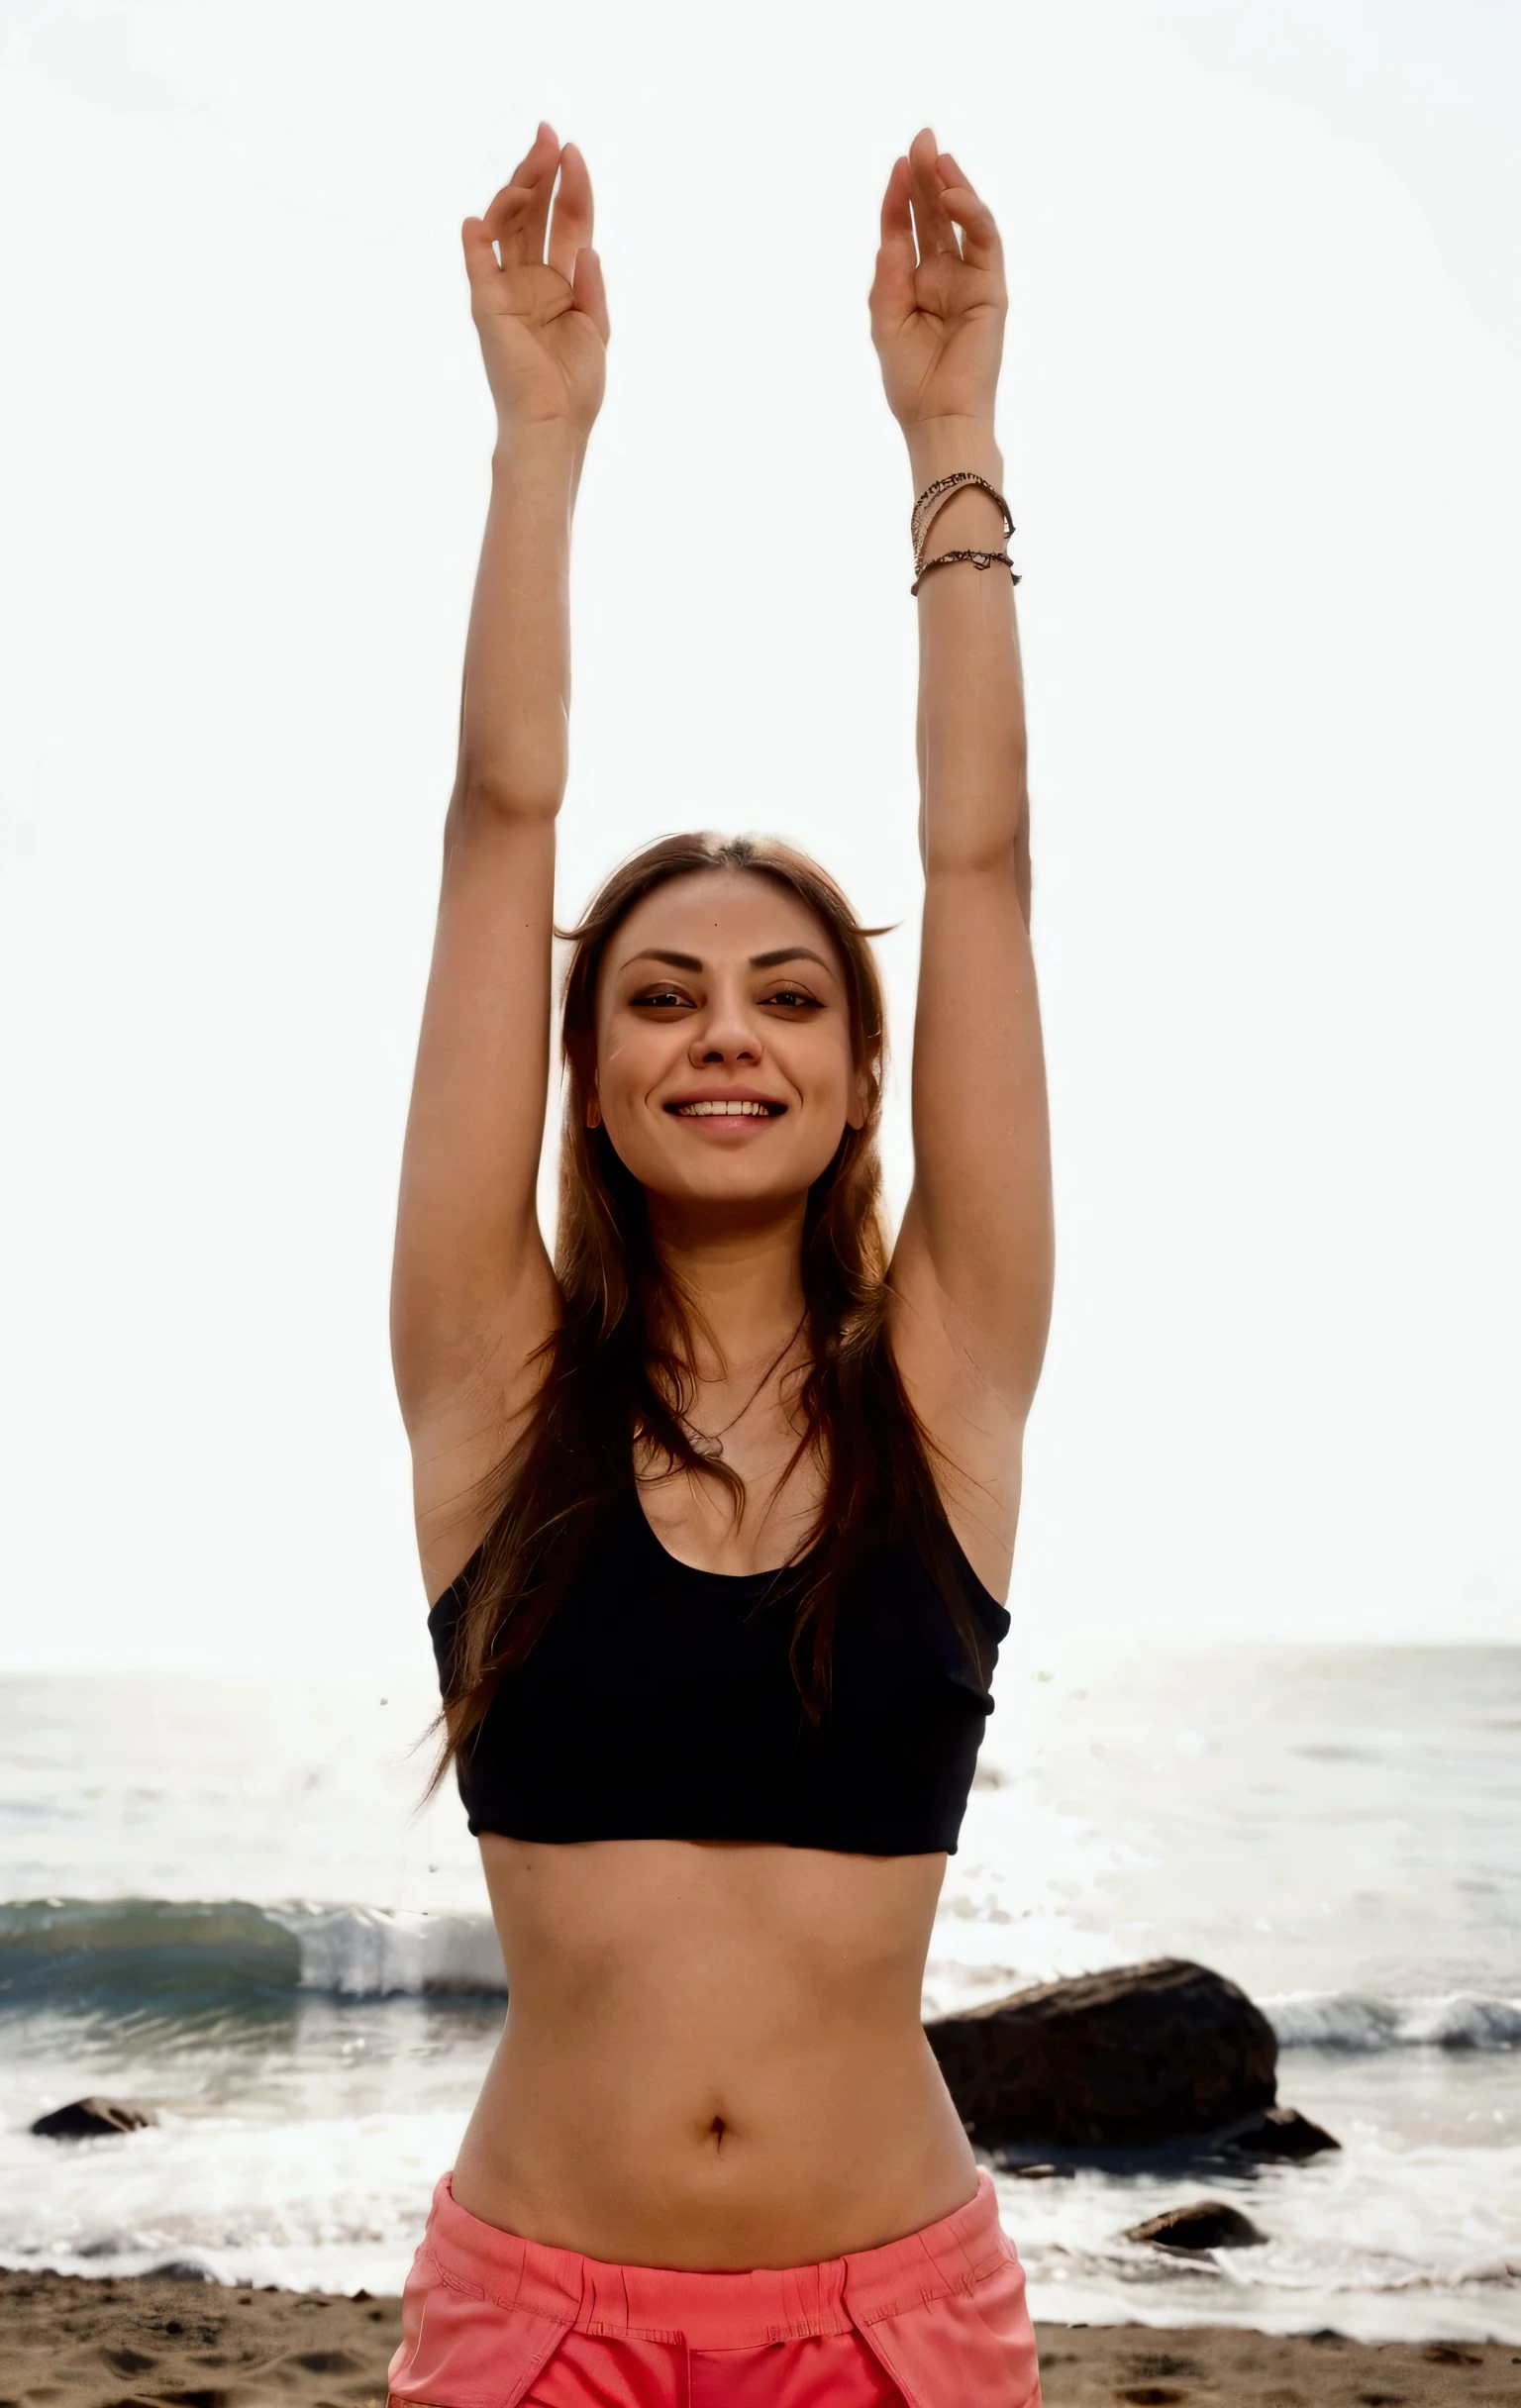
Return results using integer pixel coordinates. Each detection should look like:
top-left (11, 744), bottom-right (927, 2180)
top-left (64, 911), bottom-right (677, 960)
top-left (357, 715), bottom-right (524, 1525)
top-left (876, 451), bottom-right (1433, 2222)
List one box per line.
top-left (665, 1096), bottom-right (786, 1119)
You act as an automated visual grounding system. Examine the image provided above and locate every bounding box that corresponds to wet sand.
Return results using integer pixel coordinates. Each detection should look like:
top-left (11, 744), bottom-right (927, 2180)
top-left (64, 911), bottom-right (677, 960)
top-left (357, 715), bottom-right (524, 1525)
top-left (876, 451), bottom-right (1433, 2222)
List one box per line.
top-left (0, 2268), bottom-right (1515, 2405)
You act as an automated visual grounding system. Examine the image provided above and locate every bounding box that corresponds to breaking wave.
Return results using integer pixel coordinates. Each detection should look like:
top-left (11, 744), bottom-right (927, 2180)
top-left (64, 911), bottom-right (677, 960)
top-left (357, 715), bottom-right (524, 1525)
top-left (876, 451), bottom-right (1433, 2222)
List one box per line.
top-left (0, 1897), bottom-right (505, 2001)
top-left (1266, 1989), bottom-right (1521, 2052)
top-left (4, 1903), bottom-right (1518, 2046)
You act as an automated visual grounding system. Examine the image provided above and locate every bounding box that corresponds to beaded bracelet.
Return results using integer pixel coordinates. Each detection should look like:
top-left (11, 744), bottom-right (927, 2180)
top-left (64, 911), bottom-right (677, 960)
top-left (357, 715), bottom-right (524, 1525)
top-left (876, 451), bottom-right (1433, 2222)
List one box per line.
top-left (911, 470), bottom-right (1016, 586)
top-left (911, 547), bottom-right (1021, 597)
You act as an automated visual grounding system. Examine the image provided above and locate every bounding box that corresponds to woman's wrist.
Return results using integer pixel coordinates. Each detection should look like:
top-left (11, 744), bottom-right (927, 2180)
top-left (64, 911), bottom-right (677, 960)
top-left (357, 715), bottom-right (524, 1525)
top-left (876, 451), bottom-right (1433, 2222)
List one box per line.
top-left (491, 414), bottom-right (589, 495)
top-left (905, 419), bottom-right (1007, 567)
top-left (904, 414), bottom-right (1002, 487)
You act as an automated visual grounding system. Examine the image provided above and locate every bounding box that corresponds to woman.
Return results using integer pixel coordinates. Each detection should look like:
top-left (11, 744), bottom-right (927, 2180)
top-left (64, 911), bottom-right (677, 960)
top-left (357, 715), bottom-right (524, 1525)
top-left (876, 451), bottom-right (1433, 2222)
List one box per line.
top-left (387, 119), bottom-right (1052, 2408)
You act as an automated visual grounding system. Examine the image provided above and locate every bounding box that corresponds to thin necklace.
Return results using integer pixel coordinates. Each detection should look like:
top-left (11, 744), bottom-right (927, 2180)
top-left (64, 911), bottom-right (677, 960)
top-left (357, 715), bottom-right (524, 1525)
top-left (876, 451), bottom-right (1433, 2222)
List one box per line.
top-left (678, 1314), bottom-right (808, 1461)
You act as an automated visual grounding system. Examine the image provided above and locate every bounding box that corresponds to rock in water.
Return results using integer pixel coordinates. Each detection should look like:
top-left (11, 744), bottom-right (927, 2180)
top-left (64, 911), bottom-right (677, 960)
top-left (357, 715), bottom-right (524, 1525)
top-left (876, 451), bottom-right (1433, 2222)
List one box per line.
top-left (30, 2097), bottom-right (158, 2140)
top-left (1230, 2104), bottom-right (1340, 2158)
top-left (923, 1958), bottom-right (1277, 2148)
top-left (1125, 2200), bottom-right (1267, 2251)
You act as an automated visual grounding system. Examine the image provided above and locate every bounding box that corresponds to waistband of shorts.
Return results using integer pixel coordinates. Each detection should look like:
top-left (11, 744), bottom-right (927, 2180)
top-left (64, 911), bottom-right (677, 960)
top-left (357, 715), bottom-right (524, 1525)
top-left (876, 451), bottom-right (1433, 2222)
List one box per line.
top-left (419, 2169), bottom-right (1011, 2348)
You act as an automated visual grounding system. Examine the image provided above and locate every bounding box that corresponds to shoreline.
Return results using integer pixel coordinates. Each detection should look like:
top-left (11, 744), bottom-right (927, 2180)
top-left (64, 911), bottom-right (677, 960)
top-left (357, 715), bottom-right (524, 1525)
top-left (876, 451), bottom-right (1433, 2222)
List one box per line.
top-left (2, 2269), bottom-right (1516, 2406)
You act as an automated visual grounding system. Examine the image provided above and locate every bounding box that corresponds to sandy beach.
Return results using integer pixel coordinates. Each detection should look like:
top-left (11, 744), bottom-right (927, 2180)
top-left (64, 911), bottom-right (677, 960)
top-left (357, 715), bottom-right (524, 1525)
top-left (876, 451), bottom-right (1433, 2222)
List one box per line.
top-left (1, 2269), bottom-right (1516, 2406)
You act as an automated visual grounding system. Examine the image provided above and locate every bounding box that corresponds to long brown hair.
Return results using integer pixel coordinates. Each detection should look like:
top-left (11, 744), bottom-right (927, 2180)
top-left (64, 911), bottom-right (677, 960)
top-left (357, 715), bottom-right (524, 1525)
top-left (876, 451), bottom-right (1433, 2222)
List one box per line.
top-left (432, 832), bottom-right (966, 1783)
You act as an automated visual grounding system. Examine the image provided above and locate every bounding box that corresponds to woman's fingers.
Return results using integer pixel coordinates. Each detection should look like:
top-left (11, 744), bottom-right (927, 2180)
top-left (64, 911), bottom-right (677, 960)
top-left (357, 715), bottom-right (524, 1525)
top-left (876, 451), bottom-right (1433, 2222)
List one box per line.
top-left (868, 152), bottom-right (917, 336)
top-left (548, 143), bottom-right (594, 284)
top-left (935, 151), bottom-right (1004, 274)
top-left (499, 121), bottom-right (554, 202)
top-left (908, 124), bottom-right (960, 258)
top-left (481, 121), bottom-right (560, 266)
top-left (513, 121), bottom-right (560, 266)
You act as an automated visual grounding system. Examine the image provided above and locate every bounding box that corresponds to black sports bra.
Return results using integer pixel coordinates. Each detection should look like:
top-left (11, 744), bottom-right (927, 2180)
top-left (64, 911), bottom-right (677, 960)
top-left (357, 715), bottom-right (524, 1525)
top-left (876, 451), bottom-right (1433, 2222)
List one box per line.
top-left (428, 1479), bottom-right (1010, 1857)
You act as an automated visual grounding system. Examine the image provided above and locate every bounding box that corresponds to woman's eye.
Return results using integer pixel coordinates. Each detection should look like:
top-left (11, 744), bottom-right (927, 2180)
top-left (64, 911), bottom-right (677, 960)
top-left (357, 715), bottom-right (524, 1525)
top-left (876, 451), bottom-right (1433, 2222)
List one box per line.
top-left (635, 988), bottom-right (690, 1010)
top-left (763, 987), bottom-right (819, 1010)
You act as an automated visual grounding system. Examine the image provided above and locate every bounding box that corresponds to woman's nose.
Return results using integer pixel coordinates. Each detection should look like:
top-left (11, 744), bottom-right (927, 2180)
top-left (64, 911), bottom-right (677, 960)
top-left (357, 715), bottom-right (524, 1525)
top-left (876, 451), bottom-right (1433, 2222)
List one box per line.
top-left (689, 992), bottom-right (760, 1065)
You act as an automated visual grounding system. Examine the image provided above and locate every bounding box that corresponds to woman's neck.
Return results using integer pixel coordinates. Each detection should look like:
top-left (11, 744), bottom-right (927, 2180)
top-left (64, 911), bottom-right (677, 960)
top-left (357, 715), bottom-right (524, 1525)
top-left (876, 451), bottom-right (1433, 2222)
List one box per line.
top-left (647, 1196), bottom-right (807, 1375)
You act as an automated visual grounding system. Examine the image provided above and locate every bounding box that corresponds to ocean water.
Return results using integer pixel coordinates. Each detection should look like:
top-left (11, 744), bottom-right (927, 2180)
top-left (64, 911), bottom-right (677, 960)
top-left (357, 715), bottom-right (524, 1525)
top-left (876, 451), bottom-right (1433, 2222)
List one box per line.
top-left (1, 1648), bottom-right (1517, 2343)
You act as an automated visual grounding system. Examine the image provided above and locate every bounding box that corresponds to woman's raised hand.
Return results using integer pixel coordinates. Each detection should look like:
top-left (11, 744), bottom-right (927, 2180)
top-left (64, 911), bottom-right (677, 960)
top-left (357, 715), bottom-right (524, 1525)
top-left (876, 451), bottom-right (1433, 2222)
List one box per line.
top-left (869, 130), bottom-right (1006, 436)
top-left (462, 124), bottom-right (609, 437)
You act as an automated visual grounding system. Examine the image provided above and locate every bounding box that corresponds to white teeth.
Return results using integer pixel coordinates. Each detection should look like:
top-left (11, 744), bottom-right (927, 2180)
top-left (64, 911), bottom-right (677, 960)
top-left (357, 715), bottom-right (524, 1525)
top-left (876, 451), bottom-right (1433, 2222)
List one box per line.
top-left (675, 1099), bottom-right (774, 1117)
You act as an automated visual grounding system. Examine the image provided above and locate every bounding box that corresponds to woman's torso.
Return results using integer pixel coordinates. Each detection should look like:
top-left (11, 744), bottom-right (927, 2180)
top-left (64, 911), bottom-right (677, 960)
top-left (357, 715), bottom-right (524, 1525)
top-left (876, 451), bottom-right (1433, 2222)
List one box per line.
top-left (436, 1464), bottom-right (1009, 2266)
top-left (452, 1834), bottom-right (978, 2267)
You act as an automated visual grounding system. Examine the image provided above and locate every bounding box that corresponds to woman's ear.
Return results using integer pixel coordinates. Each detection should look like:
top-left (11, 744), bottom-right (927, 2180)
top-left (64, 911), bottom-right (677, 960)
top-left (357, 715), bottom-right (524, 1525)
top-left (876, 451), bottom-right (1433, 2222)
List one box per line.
top-left (584, 1078), bottom-right (602, 1130)
top-left (846, 1065), bottom-right (869, 1132)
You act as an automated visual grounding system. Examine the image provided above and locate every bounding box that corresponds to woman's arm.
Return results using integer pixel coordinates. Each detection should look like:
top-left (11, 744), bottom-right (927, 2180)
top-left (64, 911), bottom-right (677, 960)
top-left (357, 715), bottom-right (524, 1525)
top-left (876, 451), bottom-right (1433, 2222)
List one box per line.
top-left (391, 125), bottom-right (608, 1593)
top-left (873, 135), bottom-right (1054, 1573)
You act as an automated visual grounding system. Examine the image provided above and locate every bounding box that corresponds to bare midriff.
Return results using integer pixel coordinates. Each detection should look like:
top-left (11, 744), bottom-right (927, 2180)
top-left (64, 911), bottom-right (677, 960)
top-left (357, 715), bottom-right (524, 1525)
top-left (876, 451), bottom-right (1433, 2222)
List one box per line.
top-left (449, 1835), bottom-right (979, 2270)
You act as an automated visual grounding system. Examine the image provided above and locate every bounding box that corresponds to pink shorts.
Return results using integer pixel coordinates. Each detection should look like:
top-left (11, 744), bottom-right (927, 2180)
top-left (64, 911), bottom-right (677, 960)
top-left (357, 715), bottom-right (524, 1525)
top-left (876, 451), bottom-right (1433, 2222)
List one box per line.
top-left (388, 2169), bottom-right (1040, 2408)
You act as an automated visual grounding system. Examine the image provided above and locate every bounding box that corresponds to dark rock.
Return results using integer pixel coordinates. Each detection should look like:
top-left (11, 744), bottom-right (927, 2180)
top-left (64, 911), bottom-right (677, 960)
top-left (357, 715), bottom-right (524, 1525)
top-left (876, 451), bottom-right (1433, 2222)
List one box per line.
top-left (147, 2258), bottom-right (212, 2281)
top-left (924, 1958), bottom-right (1277, 2149)
top-left (104, 2348), bottom-right (155, 2374)
top-left (30, 2096), bottom-right (158, 2140)
top-left (1125, 2200), bottom-right (1267, 2252)
top-left (1230, 2104), bottom-right (1340, 2159)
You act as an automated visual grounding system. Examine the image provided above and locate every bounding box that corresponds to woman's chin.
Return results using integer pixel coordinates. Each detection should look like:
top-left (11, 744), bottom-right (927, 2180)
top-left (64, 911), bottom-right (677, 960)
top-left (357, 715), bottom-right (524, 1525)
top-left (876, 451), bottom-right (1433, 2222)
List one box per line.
top-left (638, 1154), bottom-right (820, 1217)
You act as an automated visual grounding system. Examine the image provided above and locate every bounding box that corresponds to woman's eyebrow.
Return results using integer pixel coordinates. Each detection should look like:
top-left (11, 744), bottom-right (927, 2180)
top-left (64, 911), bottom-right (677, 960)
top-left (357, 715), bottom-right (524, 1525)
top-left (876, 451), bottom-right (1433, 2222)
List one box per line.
top-left (618, 946), bottom-right (833, 974)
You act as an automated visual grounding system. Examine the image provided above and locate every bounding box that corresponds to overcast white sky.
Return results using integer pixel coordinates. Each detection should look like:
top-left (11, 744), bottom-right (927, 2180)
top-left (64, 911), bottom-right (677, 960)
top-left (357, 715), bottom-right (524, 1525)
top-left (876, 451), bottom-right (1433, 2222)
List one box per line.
top-left (1, 0), bottom-right (1518, 1671)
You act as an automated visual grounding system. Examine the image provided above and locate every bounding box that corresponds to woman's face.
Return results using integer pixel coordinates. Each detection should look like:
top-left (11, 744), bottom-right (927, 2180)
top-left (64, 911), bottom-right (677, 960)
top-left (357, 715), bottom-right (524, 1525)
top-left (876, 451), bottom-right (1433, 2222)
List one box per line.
top-left (590, 869), bottom-right (866, 1215)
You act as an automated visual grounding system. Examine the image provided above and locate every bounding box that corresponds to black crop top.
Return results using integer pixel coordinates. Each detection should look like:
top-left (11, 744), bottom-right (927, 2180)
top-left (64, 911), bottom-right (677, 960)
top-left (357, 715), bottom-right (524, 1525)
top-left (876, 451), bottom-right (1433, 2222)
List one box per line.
top-left (428, 1480), bottom-right (1010, 1856)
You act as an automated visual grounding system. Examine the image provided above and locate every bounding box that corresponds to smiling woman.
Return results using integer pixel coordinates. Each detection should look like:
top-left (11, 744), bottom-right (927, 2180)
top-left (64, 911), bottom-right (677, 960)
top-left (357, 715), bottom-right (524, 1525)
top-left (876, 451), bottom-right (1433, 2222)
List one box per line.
top-left (386, 119), bottom-right (1052, 2408)
top-left (586, 852), bottom-right (870, 1213)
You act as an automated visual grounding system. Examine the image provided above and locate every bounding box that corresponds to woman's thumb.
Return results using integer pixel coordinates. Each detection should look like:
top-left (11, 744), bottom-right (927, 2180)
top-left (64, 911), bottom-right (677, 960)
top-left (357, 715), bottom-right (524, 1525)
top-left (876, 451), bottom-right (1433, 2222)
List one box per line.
top-left (572, 247), bottom-right (610, 342)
